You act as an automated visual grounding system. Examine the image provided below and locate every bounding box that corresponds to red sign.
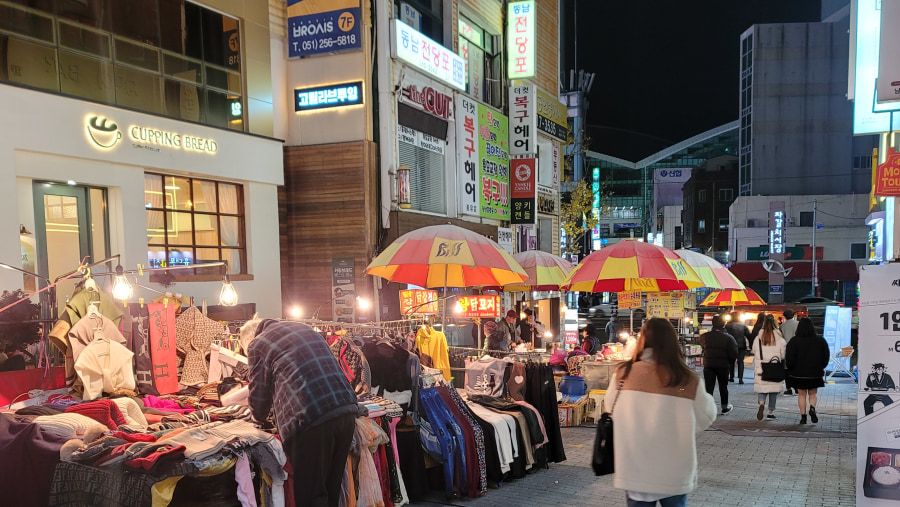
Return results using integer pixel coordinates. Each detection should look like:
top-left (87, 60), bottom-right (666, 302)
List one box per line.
top-left (565, 330), bottom-right (578, 345)
top-left (876, 148), bottom-right (900, 196)
top-left (511, 158), bottom-right (536, 198)
top-left (456, 295), bottom-right (501, 318)
top-left (401, 85), bottom-right (453, 119)
top-left (400, 289), bottom-right (439, 315)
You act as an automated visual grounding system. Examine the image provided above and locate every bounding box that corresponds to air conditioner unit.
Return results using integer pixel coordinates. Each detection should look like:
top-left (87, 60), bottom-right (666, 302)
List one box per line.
top-left (746, 219), bottom-right (758, 228)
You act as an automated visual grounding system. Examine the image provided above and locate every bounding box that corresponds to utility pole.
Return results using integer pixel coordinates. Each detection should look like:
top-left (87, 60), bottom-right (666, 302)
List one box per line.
top-left (811, 199), bottom-right (818, 297)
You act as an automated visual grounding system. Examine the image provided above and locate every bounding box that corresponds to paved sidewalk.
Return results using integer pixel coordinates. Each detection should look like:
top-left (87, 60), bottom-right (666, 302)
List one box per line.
top-left (410, 376), bottom-right (857, 507)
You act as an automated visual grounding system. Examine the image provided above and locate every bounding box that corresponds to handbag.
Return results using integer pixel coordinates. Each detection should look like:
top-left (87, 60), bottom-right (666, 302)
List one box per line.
top-left (757, 340), bottom-right (786, 382)
top-left (592, 379), bottom-right (623, 476)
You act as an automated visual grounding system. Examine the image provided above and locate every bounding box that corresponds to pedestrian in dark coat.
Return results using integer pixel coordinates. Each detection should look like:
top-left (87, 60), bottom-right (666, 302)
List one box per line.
top-left (785, 317), bottom-right (831, 424)
top-left (700, 315), bottom-right (738, 414)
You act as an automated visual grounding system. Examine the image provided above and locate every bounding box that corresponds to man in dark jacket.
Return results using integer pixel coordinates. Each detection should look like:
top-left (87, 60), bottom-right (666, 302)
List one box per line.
top-left (700, 314), bottom-right (738, 414)
top-left (725, 311), bottom-right (751, 384)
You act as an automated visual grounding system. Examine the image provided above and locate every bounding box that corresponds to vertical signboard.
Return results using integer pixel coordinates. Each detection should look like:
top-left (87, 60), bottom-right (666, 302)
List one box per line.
top-left (768, 201), bottom-right (786, 304)
top-left (332, 258), bottom-right (356, 323)
top-left (497, 227), bottom-right (514, 254)
top-left (551, 141), bottom-right (560, 187)
top-left (287, 0), bottom-right (362, 58)
top-left (507, 1), bottom-right (535, 79)
top-left (511, 158), bottom-right (536, 224)
top-left (857, 264), bottom-right (900, 505)
top-left (591, 167), bottom-right (601, 244)
top-left (509, 82), bottom-right (535, 155)
top-left (535, 87), bottom-right (568, 141)
top-left (457, 97), bottom-right (510, 220)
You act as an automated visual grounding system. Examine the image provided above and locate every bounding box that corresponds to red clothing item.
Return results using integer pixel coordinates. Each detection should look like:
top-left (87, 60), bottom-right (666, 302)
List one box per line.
top-left (111, 431), bottom-right (157, 443)
top-left (65, 399), bottom-right (127, 429)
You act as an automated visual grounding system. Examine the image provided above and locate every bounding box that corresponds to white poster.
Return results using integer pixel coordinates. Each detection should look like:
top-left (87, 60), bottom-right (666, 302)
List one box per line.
top-left (858, 264), bottom-right (900, 505)
top-left (509, 82), bottom-right (535, 155)
top-left (497, 227), bottom-right (514, 255)
top-left (456, 96), bottom-right (479, 216)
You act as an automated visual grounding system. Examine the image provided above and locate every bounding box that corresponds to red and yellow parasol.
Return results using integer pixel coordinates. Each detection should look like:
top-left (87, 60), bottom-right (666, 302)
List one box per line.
top-left (561, 240), bottom-right (704, 292)
top-left (501, 250), bottom-right (574, 292)
top-left (366, 224), bottom-right (527, 288)
top-left (673, 249), bottom-right (745, 290)
top-left (700, 287), bottom-right (766, 307)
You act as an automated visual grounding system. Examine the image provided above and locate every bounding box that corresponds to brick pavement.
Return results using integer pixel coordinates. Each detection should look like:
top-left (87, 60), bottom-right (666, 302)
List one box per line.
top-left (409, 377), bottom-right (857, 506)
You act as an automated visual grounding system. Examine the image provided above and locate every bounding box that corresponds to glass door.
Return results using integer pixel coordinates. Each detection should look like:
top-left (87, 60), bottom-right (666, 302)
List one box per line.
top-left (33, 183), bottom-right (108, 310)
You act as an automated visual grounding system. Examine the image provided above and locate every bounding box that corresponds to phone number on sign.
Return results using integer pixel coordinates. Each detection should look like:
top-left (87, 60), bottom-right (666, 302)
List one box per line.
top-left (297, 35), bottom-right (358, 52)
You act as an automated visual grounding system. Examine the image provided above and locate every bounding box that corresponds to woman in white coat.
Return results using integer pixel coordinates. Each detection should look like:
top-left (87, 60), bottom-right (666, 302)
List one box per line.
top-left (751, 314), bottom-right (786, 420)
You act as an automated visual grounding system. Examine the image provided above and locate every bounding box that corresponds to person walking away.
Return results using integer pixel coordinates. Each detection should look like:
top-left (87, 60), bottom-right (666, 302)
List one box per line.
top-left (244, 319), bottom-right (358, 507)
top-left (780, 310), bottom-right (800, 395)
top-left (518, 308), bottom-right (546, 348)
top-left (751, 314), bottom-right (786, 421)
top-left (606, 318), bottom-right (716, 507)
top-left (699, 315), bottom-right (738, 414)
top-left (724, 312), bottom-right (751, 384)
top-left (785, 317), bottom-right (831, 424)
top-left (749, 312), bottom-right (767, 349)
top-left (606, 314), bottom-right (620, 342)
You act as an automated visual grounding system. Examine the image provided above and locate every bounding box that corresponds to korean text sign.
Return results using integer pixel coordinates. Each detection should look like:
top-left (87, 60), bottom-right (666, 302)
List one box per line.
top-left (647, 292), bottom-right (685, 319)
top-left (510, 158), bottom-right (536, 224)
top-left (393, 19), bottom-right (466, 90)
top-left (287, 0), bottom-right (361, 58)
top-left (399, 289), bottom-right (439, 315)
top-left (294, 81), bottom-right (363, 111)
top-left (617, 291), bottom-right (642, 310)
top-left (457, 295), bottom-right (501, 318)
top-left (507, 1), bottom-right (535, 79)
top-left (456, 97), bottom-right (510, 220)
top-left (875, 148), bottom-right (900, 197)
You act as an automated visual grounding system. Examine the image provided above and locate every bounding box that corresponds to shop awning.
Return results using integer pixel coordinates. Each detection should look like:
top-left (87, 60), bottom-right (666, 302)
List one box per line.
top-left (729, 261), bottom-right (860, 282)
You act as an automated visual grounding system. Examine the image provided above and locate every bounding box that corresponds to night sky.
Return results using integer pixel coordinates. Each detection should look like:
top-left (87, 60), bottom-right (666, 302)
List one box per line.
top-left (562, 0), bottom-right (822, 161)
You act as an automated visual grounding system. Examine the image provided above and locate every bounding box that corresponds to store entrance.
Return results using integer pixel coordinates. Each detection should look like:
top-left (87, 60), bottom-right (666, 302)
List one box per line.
top-left (33, 182), bottom-right (109, 309)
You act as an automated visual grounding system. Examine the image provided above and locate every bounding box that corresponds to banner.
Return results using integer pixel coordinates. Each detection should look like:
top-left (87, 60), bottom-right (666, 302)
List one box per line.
top-left (647, 292), bottom-right (685, 319)
top-left (456, 295), bottom-right (501, 318)
top-left (510, 158), bottom-right (536, 224)
top-left (875, 148), bottom-right (900, 197)
top-left (287, 0), bottom-right (361, 58)
top-left (332, 258), bottom-right (356, 323)
top-left (399, 289), bottom-right (439, 315)
top-left (456, 97), bottom-right (509, 220)
top-left (617, 290), bottom-right (642, 310)
top-left (857, 264), bottom-right (900, 505)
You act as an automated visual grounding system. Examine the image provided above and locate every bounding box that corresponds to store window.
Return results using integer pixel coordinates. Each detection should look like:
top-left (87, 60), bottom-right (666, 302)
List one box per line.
top-left (719, 188), bottom-right (733, 202)
top-left (457, 14), bottom-right (500, 107)
top-left (394, 0), bottom-right (443, 43)
top-left (718, 218), bottom-right (729, 230)
top-left (698, 219), bottom-right (706, 233)
top-left (398, 136), bottom-right (445, 214)
top-left (0, 0), bottom-right (244, 131)
top-left (144, 173), bottom-right (246, 275)
top-left (850, 242), bottom-right (866, 260)
top-left (698, 189), bottom-right (707, 203)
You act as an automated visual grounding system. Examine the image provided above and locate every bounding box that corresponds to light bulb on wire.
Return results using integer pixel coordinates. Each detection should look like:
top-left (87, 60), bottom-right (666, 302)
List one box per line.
top-left (112, 265), bottom-right (133, 301)
top-left (219, 273), bottom-right (238, 306)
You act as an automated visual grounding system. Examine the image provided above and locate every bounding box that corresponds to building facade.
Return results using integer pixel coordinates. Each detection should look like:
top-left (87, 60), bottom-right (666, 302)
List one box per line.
top-left (0, 0), bottom-right (284, 316)
top-left (682, 155), bottom-right (738, 258)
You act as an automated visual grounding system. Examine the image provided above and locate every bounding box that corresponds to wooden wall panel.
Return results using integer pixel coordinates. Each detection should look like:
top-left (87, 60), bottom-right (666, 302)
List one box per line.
top-left (535, 0), bottom-right (559, 94)
top-left (280, 141), bottom-right (378, 321)
top-left (459, 0), bottom-right (504, 35)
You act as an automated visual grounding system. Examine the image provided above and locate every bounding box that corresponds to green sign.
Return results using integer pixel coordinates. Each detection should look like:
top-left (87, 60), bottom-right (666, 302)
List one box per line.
top-left (477, 103), bottom-right (509, 220)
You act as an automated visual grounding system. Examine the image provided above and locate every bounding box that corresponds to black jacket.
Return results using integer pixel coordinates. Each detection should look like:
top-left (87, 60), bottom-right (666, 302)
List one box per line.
top-left (724, 322), bottom-right (751, 350)
top-left (785, 333), bottom-right (830, 378)
top-left (700, 329), bottom-right (738, 369)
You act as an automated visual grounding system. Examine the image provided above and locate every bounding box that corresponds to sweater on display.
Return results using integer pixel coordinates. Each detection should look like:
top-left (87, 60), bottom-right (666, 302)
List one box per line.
top-left (606, 357), bottom-right (716, 497)
top-left (415, 326), bottom-right (451, 381)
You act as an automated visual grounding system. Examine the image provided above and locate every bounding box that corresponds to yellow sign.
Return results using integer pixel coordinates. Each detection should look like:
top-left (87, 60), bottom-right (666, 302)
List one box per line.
top-left (617, 290), bottom-right (642, 309)
top-left (647, 292), bottom-right (686, 319)
top-left (535, 87), bottom-right (567, 141)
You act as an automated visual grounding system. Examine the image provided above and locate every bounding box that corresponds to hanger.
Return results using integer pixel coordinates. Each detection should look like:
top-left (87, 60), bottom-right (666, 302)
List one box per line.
top-left (83, 268), bottom-right (99, 293)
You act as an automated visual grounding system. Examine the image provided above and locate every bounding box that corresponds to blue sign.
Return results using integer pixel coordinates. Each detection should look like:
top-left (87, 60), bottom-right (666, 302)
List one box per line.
top-left (769, 284), bottom-right (783, 295)
top-left (816, 223), bottom-right (824, 230)
top-left (294, 81), bottom-right (363, 111)
top-left (287, 0), bottom-right (362, 58)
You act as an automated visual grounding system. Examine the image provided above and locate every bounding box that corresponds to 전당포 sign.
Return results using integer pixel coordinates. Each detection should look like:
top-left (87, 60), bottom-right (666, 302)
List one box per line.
top-left (392, 19), bottom-right (466, 91)
top-left (287, 0), bottom-right (361, 57)
top-left (507, 1), bottom-right (535, 79)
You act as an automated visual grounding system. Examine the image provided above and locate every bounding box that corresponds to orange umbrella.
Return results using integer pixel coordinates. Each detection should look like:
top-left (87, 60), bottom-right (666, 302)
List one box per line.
top-left (700, 288), bottom-right (766, 307)
top-left (562, 240), bottom-right (704, 292)
top-left (366, 224), bottom-right (527, 288)
top-left (501, 250), bottom-right (574, 292)
top-left (673, 249), bottom-right (745, 290)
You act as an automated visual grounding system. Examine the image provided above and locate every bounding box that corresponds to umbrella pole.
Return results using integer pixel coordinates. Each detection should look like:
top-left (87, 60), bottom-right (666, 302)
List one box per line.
top-left (442, 266), bottom-right (448, 338)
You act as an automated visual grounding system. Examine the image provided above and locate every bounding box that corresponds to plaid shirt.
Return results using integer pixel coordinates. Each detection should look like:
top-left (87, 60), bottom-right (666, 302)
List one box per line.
top-left (248, 321), bottom-right (356, 440)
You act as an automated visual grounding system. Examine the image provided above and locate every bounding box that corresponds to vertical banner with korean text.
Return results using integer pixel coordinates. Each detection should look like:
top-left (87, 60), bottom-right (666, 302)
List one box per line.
top-left (457, 97), bottom-right (510, 220)
top-left (507, 1), bottom-right (535, 79)
top-left (332, 258), bottom-right (356, 323)
top-left (510, 158), bottom-right (536, 224)
top-left (509, 82), bottom-right (535, 155)
top-left (768, 201), bottom-right (786, 304)
top-left (457, 97), bottom-right (479, 216)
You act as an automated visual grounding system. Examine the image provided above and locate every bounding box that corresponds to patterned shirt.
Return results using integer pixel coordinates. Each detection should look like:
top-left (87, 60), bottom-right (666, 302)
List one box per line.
top-left (248, 321), bottom-right (357, 440)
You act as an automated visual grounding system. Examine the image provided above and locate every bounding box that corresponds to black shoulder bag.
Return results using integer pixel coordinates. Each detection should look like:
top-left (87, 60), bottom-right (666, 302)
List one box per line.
top-left (592, 379), bottom-right (623, 476)
top-left (758, 338), bottom-right (786, 382)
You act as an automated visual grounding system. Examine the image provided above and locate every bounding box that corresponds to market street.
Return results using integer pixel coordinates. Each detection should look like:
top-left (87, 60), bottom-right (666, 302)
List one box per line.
top-left (412, 377), bottom-right (857, 507)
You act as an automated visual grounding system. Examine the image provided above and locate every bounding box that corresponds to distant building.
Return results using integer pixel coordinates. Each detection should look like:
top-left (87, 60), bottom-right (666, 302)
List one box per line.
top-left (682, 155), bottom-right (739, 257)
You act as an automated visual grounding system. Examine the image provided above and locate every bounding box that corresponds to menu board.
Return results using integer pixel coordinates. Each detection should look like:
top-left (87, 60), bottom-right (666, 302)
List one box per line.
top-left (399, 289), bottom-right (439, 315)
top-left (617, 290), bottom-right (642, 310)
top-left (647, 292), bottom-right (685, 319)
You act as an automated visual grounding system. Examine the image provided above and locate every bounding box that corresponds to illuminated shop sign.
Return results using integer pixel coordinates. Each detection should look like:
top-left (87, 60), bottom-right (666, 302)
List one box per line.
top-left (86, 115), bottom-right (218, 154)
top-left (294, 81), bottom-right (363, 111)
top-left (456, 295), bottom-right (501, 318)
top-left (769, 208), bottom-right (784, 254)
top-left (392, 19), bottom-right (466, 90)
top-left (287, 0), bottom-right (361, 57)
top-left (507, 1), bottom-right (535, 79)
top-left (852, 0), bottom-right (900, 134)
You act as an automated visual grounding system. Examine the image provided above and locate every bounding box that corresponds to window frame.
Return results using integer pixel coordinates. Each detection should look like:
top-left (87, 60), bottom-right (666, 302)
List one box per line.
top-left (718, 188), bottom-right (733, 202)
top-left (456, 12), bottom-right (501, 107)
top-left (698, 219), bottom-right (706, 233)
top-left (850, 242), bottom-right (867, 260)
top-left (718, 218), bottom-right (729, 230)
top-left (144, 172), bottom-right (248, 278)
top-left (698, 189), bottom-right (707, 203)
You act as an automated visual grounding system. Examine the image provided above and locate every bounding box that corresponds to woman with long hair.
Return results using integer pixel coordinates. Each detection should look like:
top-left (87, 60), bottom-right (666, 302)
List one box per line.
top-left (750, 311), bottom-right (767, 347)
top-left (751, 314), bottom-right (786, 420)
top-left (605, 318), bottom-right (716, 506)
top-left (785, 317), bottom-right (831, 424)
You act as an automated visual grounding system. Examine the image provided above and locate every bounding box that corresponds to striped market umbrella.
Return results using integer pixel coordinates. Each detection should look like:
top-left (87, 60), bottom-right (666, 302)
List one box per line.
top-left (700, 287), bottom-right (766, 307)
top-left (502, 250), bottom-right (575, 292)
top-left (673, 249), bottom-right (745, 290)
top-left (366, 224), bottom-right (527, 288)
top-left (561, 240), bottom-right (704, 292)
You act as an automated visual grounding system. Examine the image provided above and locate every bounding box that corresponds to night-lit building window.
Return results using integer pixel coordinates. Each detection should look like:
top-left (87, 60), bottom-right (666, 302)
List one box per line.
top-left (698, 219), bottom-right (706, 233)
top-left (457, 14), bottom-right (501, 107)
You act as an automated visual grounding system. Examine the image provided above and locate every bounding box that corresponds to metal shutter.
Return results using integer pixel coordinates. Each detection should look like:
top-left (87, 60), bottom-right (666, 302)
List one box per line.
top-left (399, 139), bottom-right (445, 214)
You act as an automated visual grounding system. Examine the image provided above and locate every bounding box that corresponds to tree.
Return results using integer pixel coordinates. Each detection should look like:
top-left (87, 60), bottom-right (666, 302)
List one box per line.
top-left (560, 179), bottom-right (599, 256)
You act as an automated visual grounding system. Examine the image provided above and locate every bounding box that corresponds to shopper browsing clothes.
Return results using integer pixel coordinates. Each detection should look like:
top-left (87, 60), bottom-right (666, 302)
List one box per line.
top-left (244, 319), bottom-right (357, 507)
top-left (751, 314), bottom-right (786, 421)
top-left (785, 317), bottom-right (830, 424)
top-left (606, 318), bottom-right (717, 507)
top-left (725, 311), bottom-right (751, 384)
top-left (699, 315), bottom-right (738, 414)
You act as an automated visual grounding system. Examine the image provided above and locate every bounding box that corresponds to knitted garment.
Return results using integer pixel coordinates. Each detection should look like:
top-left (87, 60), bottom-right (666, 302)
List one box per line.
top-left (123, 444), bottom-right (186, 474)
top-left (65, 399), bottom-right (127, 429)
top-left (33, 413), bottom-right (108, 438)
top-left (176, 307), bottom-right (227, 385)
top-left (110, 397), bottom-right (149, 427)
top-left (68, 435), bottom-right (128, 464)
top-left (330, 337), bottom-right (373, 395)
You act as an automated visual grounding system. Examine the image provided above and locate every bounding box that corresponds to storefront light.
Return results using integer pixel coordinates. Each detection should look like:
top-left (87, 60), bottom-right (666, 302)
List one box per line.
top-left (289, 306), bottom-right (302, 319)
top-left (219, 274), bottom-right (238, 306)
top-left (112, 265), bottom-right (133, 301)
top-left (356, 296), bottom-right (371, 310)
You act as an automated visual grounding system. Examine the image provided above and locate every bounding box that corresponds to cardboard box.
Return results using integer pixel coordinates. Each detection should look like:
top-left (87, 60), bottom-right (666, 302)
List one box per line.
top-left (558, 402), bottom-right (585, 427)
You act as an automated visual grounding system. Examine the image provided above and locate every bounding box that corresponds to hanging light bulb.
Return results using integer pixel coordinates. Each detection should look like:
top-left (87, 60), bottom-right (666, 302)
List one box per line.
top-left (219, 273), bottom-right (238, 306)
top-left (112, 265), bottom-right (133, 301)
top-left (356, 296), bottom-right (370, 310)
